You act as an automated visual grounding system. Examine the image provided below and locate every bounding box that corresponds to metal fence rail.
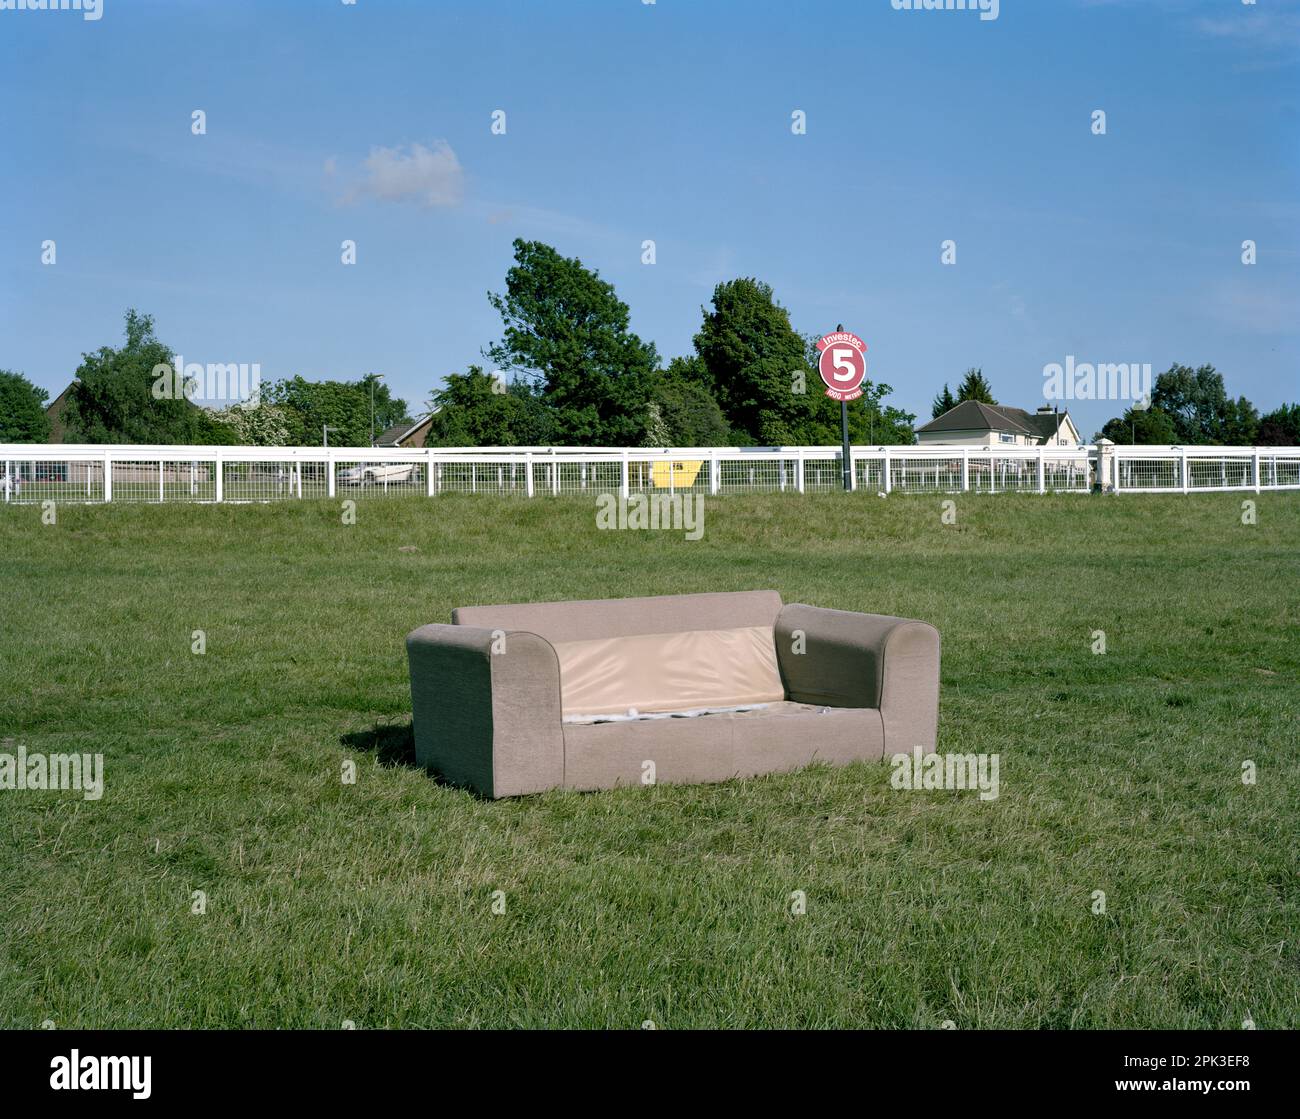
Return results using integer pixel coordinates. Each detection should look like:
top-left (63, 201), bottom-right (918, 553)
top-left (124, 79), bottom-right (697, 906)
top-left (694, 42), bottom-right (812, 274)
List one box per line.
top-left (1, 443), bottom-right (1297, 504)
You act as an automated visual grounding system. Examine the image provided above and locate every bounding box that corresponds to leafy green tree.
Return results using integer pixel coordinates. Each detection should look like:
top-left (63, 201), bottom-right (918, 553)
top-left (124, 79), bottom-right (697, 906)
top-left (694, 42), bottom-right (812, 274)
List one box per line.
top-left (486, 240), bottom-right (658, 445)
top-left (648, 357), bottom-right (732, 446)
top-left (265, 376), bottom-right (409, 446)
top-left (1149, 364), bottom-right (1258, 444)
top-left (1098, 406), bottom-right (1179, 444)
top-left (1220, 395), bottom-right (1260, 445)
top-left (693, 279), bottom-right (814, 445)
top-left (0, 370), bottom-right (51, 442)
top-left (956, 368), bottom-right (996, 405)
top-left (1257, 403), bottom-right (1300, 446)
top-left (931, 383), bottom-right (956, 418)
top-left (63, 310), bottom-right (224, 444)
top-left (425, 367), bottom-right (554, 446)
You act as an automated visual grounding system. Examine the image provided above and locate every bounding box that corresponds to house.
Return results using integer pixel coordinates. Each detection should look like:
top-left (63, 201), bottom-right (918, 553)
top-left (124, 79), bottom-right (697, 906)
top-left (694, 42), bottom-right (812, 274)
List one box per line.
top-left (374, 414), bottom-right (436, 448)
top-left (915, 401), bottom-right (1082, 447)
top-left (44, 382), bottom-right (76, 442)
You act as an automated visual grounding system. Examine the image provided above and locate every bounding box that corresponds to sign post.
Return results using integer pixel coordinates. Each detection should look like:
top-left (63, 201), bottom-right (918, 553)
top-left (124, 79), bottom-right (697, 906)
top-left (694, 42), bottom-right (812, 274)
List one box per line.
top-left (816, 326), bottom-right (867, 492)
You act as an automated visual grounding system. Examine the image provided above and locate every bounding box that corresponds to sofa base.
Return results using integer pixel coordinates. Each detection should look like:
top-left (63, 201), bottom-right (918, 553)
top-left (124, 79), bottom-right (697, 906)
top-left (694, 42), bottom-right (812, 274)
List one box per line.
top-left (560, 701), bottom-right (886, 792)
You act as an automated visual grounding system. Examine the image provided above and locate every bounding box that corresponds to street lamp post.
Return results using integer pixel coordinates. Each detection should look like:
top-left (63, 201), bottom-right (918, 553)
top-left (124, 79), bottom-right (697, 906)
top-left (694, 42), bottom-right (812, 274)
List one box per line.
top-left (369, 372), bottom-right (385, 446)
top-left (323, 424), bottom-right (338, 447)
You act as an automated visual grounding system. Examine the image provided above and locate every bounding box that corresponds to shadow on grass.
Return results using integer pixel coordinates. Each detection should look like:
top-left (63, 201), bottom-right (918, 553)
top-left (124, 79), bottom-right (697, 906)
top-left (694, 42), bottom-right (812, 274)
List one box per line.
top-left (340, 722), bottom-right (517, 800)
top-left (341, 722), bottom-right (419, 769)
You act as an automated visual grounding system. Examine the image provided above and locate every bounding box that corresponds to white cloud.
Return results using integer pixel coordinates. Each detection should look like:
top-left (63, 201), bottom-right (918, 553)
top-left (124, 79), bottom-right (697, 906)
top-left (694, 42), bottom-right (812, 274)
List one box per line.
top-left (343, 141), bottom-right (464, 208)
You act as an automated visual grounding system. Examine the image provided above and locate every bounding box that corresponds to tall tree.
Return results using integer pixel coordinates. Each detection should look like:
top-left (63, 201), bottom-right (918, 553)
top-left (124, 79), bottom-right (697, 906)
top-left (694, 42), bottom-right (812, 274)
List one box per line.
top-left (425, 367), bottom-right (554, 446)
top-left (1150, 364), bottom-right (1257, 444)
top-left (0, 370), bottom-right (51, 442)
top-left (931, 383), bottom-right (956, 418)
top-left (693, 279), bottom-right (812, 445)
top-left (63, 310), bottom-right (223, 444)
top-left (955, 368), bottom-right (996, 405)
top-left (486, 239), bottom-right (658, 445)
top-left (1257, 403), bottom-right (1300, 446)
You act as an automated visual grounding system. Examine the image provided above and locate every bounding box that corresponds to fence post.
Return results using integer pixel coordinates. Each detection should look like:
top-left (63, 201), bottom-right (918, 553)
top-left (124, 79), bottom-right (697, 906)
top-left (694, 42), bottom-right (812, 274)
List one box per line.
top-left (1180, 447), bottom-right (1189, 494)
top-left (1253, 449), bottom-right (1261, 494)
top-left (882, 448), bottom-right (892, 495)
top-left (524, 451), bottom-right (534, 497)
top-left (102, 453), bottom-right (112, 502)
top-left (848, 446), bottom-right (857, 491)
top-left (159, 459), bottom-right (165, 503)
top-left (212, 451), bottom-right (221, 503)
top-left (326, 453), bottom-right (334, 499)
top-left (620, 451), bottom-right (629, 499)
top-left (962, 448), bottom-right (970, 492)
top-left (1037, 446), bottom-right (1046, 494)
top-left (796, 450), bottom-right (805, 494)
top-left (426, 449), bottom-right (436, 497)
top-left (710, 450), bottom-right (719, 496)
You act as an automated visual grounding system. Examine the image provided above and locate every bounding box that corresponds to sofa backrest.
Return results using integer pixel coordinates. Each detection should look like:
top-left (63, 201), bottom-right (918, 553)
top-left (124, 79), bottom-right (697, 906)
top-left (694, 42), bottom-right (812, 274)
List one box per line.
top-left (453, 589), bottom-right (783, 645)
top-left (453, 591), bottom-right (787, 718)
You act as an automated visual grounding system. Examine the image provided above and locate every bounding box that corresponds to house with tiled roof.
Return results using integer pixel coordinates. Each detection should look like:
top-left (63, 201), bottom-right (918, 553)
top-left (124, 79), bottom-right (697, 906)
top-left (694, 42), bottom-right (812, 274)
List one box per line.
top-left (915, 401), bottom-right (1082, 447)
top-left (373, 413), bottom-right (437, 448)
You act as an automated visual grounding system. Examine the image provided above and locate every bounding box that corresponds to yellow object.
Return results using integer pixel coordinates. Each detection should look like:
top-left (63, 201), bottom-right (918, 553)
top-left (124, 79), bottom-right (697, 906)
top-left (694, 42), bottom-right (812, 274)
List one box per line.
top-left (650, 459), bottom-right (704, 489)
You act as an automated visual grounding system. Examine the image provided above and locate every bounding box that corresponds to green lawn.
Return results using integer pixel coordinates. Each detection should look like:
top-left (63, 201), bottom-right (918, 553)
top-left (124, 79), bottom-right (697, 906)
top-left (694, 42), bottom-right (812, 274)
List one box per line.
top-left (1, 493), bottom-right (1297, 1029)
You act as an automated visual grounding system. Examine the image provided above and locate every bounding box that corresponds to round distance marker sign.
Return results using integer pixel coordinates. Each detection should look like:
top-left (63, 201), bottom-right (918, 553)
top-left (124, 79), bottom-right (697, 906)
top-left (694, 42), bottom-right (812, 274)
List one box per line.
top-left (816, 331), bottom-right (867, 402)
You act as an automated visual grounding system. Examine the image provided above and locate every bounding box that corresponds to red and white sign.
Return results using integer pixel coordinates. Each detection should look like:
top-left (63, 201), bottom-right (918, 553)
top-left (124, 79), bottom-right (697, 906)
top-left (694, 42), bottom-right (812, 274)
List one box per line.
top-left (816, 331), bottom-right (867, 402)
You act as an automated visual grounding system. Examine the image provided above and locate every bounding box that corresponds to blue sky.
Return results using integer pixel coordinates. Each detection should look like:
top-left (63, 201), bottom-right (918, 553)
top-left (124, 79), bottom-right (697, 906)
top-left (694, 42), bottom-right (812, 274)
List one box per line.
top-left (1, 0), bottom-right (1297, 438)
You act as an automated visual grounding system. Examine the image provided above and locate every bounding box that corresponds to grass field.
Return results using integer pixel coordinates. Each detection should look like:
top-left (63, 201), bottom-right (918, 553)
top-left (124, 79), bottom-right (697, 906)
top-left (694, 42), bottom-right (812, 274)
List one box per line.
top-left (1, 492), bottom-right (1297, 1029)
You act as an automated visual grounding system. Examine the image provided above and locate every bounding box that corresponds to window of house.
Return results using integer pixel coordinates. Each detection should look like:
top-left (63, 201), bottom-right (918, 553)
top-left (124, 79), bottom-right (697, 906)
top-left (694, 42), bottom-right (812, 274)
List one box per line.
top-left (998, 432), bottom-right (1015, 444)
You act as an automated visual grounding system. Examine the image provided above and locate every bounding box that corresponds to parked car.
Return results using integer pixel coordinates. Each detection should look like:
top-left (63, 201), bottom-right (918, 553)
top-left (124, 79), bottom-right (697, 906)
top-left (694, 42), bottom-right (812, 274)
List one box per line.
top-left (337, 462), bottom-right (415, 486)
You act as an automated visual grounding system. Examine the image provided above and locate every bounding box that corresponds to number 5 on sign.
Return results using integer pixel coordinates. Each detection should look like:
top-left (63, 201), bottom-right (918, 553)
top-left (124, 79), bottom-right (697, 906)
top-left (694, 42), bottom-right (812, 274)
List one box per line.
top-left (816, 332), bottom-right (867, 402)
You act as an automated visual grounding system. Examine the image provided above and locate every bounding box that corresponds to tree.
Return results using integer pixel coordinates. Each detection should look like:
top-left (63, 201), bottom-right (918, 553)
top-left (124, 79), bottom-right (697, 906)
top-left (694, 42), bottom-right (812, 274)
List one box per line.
top-left (1149, 364), bottom-right (1257, 444)
top-left (0, 370), bottom-right (51, 442)
top-left (647, 357), bottom-right (732, 446)
top-left (691, 282), bottom-right (915, 446)
top-left (931, 383), bottom-right (956, 418)
top-left (1098, 406), bottom-right (1178, 445)
top-left (1257, 403), bottom-right (1300, 446)
top-left (955, 368), bottom-right (995, 405)
top-left (265, 376), bottom-right (409, 446)
top-left (63, 310), bottom-right (224, 444)
top-left (425, 367), bottom-right (554, 446)
top-left (209, 401), bottom-right (292, 446)
top-left (692, 279), bottom-right (814, 445)
top-left (486, 240), bottom-right (658, 445)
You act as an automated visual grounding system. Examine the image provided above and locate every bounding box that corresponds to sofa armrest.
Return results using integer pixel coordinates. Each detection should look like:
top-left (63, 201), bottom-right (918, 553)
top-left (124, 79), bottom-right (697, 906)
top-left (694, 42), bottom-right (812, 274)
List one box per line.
top-left (774, 604), bottom-right (941, 754)
top-left (405, 624), bottom-right (564, 798)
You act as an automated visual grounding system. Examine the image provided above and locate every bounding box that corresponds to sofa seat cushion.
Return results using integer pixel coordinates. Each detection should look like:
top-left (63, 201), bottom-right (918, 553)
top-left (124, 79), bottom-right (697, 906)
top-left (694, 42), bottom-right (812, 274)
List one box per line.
top-left (551, 625), bottom-right (785, 720)
top-left (561, 702), bottom-right (886, 791)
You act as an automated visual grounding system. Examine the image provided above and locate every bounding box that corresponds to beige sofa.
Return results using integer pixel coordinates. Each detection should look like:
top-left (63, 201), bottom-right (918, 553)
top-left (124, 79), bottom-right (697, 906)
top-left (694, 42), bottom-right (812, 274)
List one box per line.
top-left (405, 590), bottom-right (940, 798)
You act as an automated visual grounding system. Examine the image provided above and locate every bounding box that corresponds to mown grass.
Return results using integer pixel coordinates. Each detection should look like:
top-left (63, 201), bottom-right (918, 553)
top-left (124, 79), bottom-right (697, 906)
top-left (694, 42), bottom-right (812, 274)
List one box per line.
top-left (0, 492), bottom-right (1297, 1029)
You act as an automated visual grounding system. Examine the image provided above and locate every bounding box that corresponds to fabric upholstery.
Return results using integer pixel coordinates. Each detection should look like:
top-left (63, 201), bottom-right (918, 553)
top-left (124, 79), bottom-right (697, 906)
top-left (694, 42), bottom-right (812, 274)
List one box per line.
top-left (774, 604), bottom-right (940, 755)
top-left (552, 625), bottom-right (784, 718)
top-left (405, 591), bottom-right (940, 797)
top-left (561, 701), bottom-right (885, 791)
top-left (405, 623), bottom-right (564, 797)
top-left (452, 589), bottom-right (783, 644)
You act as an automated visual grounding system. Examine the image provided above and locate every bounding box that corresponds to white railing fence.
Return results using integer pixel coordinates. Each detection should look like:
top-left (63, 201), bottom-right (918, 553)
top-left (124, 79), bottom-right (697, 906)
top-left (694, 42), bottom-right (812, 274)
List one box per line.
top-left (0, 443), bottom-right (1296, 504)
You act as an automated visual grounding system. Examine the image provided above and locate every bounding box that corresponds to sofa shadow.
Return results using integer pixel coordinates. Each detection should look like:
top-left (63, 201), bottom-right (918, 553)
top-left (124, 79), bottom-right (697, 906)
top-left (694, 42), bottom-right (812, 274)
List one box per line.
top-left (340, 722), bottom-right (419, 769)
top-left (340, 722), bottom-right (479, 792)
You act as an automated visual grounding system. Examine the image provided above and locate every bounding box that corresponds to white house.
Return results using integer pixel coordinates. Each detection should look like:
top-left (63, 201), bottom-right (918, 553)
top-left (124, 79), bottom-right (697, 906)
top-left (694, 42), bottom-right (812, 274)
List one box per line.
top-left (915, 401), bottom-right (1082, 447)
